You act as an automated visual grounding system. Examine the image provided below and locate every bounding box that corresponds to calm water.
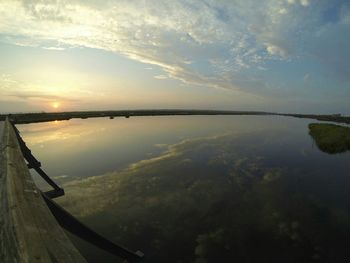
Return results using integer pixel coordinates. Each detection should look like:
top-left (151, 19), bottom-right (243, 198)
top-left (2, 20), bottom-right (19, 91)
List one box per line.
top-left (18, 116), bottom-right (350, 263)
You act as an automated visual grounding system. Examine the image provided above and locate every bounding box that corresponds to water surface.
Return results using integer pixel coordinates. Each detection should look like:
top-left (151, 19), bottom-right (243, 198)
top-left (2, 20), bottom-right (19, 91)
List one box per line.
top-left (19, 116), bottom-right (350, 263)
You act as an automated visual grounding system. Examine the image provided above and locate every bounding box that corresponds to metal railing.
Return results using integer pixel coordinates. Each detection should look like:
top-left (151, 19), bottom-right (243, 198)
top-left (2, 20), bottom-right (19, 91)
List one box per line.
top-left (2, 118), bottom-right (144, 263)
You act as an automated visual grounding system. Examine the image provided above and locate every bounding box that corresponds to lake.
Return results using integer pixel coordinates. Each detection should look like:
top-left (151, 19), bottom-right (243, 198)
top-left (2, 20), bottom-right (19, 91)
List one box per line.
top-left (18, 115), bottom-right (350, 263)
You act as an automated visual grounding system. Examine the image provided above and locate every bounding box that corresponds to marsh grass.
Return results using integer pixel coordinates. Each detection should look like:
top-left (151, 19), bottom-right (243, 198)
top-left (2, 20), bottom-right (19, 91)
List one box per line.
top-left (309, 123), bottom-right (350, 154)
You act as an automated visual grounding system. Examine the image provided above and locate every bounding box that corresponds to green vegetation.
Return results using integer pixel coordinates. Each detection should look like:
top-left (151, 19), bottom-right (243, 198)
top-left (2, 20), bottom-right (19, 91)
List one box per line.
top-left (0, 110), bottom-right (271, 124)
top-left (283, 113), bottom-right (350, 124)
top-left (1, 110), bottom-right (349, 124)
top-left (309, 123), bottom-right (350, 154)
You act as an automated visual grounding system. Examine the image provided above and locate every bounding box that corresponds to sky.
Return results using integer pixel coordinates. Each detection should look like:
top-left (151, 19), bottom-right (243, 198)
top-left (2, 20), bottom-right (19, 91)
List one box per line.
top-left (0, 0), bottom-right (349, 114)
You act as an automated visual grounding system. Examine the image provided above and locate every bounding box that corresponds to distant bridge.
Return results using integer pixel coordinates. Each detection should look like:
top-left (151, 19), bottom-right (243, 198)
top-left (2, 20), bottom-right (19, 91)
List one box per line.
top-left (0, 117), bottom-right (143, 263)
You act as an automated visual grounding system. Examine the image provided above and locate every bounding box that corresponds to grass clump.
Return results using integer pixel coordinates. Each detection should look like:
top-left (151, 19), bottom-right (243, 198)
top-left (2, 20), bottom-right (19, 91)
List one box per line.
top-left (309, 123), bottom-right (350, 154)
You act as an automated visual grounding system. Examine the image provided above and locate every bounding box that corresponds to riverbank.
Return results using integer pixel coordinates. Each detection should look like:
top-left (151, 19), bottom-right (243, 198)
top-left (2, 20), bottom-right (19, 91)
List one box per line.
top-left (1, 110), bottom-right (349, 125)
top-left (309, 123), bottom-right (350, 154)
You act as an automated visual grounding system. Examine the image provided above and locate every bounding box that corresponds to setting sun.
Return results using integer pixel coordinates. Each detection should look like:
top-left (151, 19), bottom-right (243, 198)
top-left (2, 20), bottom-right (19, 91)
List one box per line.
top-left (1, 1), bottom-right (350, 262)
top-left (52, 102), bottom-right (60, 109)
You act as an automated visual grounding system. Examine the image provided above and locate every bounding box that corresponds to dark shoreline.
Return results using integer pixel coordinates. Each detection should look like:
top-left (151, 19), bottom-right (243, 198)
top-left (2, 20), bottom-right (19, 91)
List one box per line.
top-left (0, 110), bottom-right (349, 125)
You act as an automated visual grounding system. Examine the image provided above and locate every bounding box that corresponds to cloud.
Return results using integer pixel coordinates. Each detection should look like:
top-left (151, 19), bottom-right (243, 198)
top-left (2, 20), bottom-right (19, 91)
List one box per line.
top-left (300, 0), bottom-right (310, 7)
top-left (7, 91), bottom-right (80, 103)
top-left (266, 44), bottom-right (288, 57)
top-left (0, 73), bottom-right (78, 103)
top-left (154, 75), bottom-right (168, 80)
top-left (0, 0), bottom-right (349, 98)
top-left (42, 46), bottom-right (65, 51)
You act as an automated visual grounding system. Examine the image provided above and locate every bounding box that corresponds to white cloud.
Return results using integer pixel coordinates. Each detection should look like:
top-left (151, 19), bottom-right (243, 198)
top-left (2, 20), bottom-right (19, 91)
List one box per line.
top-left (266, 44), bottom-right (288, 57)
top-left (0, 0), bottom-right (348, 97)
top-left (42, 46), bottom-right (65, 51)
top-left (300, 0), bottom-right (310, 7)
top-left (154, 75), bottom-right (167, 80)
top-left (279, 8), bottom-right (288, 14)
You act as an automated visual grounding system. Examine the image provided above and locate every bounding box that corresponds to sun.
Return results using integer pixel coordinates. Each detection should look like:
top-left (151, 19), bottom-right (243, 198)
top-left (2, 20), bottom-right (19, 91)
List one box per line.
top-left (52, 102), bottom-right (60, 109)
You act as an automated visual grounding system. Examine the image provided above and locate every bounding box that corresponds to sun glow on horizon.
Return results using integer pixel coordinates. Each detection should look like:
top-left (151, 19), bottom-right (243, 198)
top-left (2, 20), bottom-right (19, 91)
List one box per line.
top-left (0, 1), bottom-right (349, 114)
top-left (52, 102), bottom-right (60, 109)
